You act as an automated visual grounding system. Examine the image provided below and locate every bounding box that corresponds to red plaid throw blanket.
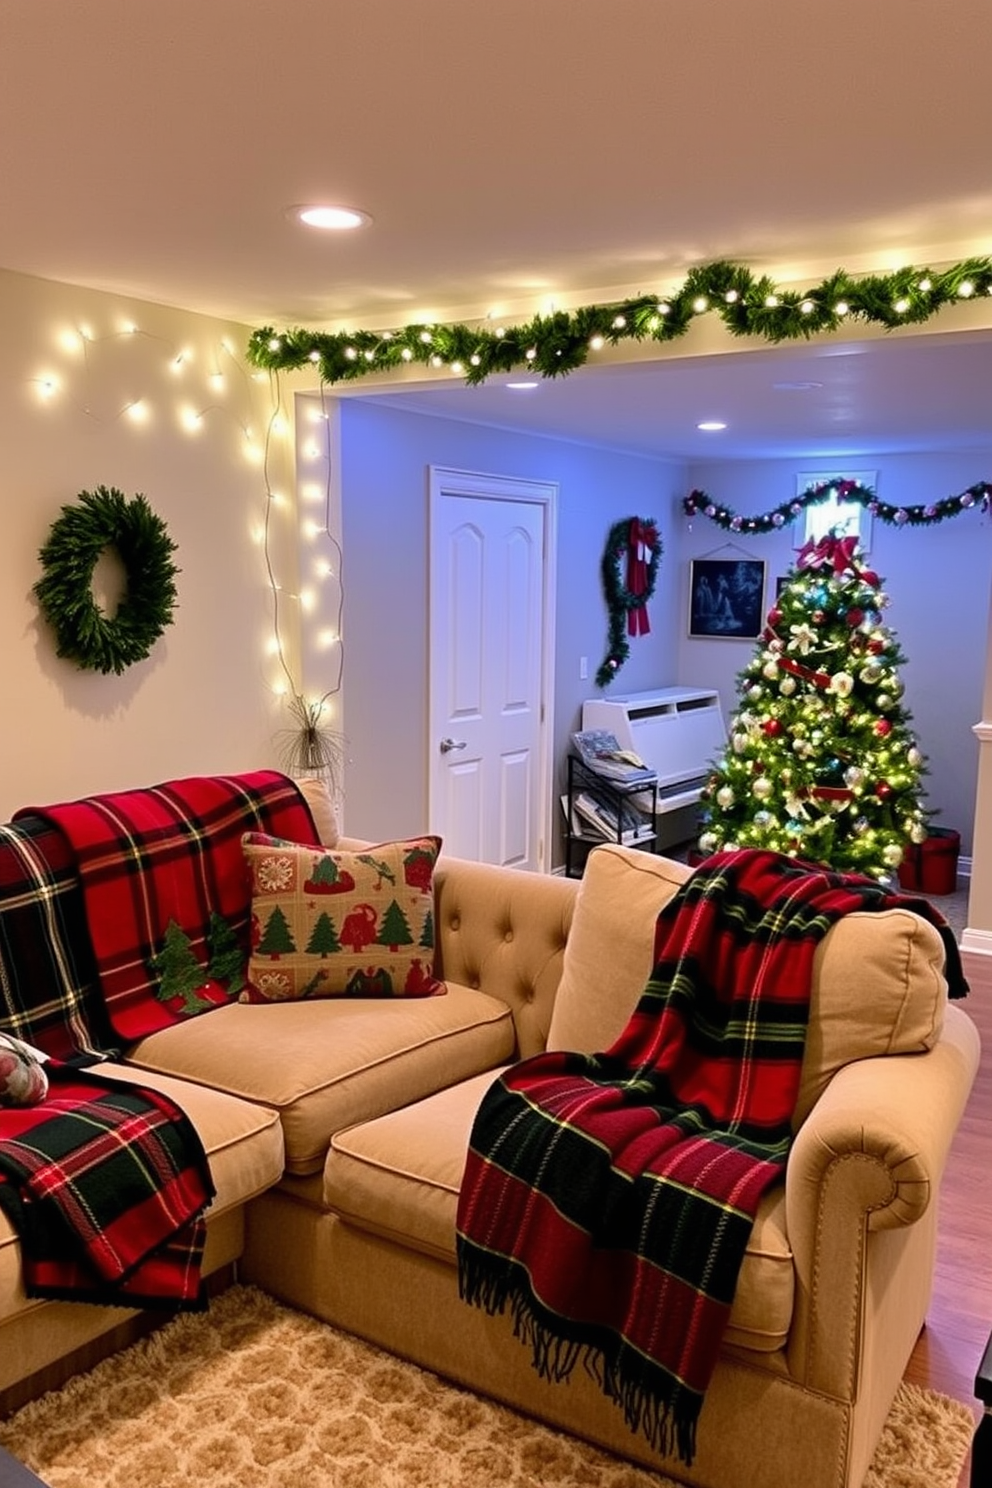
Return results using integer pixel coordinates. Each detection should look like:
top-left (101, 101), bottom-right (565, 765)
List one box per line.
top-left (456, 848), bottom-right (965, 1465)
top-left (0, 1063), bottom-right (214, 1307)
top-left (16, 771), bottom-right (319, 1044)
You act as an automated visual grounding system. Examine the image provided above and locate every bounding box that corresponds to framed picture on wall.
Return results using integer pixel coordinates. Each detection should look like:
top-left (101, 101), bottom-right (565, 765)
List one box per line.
top-left (794, 471), bottom-right (876, 553)
top-left (688, 557), bottom-right (766, 639)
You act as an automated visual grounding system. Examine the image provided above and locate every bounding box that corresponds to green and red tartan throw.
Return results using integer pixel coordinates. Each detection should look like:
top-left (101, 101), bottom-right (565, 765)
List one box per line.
top-left (456, 847), bottom-right (964, 1467)
top-left (0, 1063), bottom-right (214, 1308)
top-left (16, 770), bottom-right (320, 1045)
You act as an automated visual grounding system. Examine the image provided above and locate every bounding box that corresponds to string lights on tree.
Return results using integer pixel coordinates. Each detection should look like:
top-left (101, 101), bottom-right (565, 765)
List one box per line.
top-left (698, 535), bottom-right (930, 880)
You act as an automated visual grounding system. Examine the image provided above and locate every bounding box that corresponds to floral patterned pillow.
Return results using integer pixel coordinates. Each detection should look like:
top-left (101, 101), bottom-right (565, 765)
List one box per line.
top-left (0, 1032), bottom-right (49, 1107)
top-left (240, 833), bottom-right (444, 1001)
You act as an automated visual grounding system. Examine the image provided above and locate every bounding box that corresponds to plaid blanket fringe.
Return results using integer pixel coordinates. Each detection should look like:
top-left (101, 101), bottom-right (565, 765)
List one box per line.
top-left (456, 848), bottom-right (964, 1466)
top-left (15, 770), bottom-right (319, 1044)
top-left (0, 1064), bottom-right (214, 1309)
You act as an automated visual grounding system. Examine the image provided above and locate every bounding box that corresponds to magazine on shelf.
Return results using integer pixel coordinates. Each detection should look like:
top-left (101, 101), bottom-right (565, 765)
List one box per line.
top-left (571, 729), bottom-right (657, 786)
top-left (571, 789), bottom-right (654, 845)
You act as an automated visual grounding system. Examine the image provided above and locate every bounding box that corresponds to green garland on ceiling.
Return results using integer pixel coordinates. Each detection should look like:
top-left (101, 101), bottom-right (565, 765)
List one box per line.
top-left (246, 255), bottom-right (992, 387)
top-left (683, 477), bottom-right (992, 534)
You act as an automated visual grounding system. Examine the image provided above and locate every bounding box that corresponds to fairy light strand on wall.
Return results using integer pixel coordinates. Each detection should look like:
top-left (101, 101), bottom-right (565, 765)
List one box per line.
top-left (28, 314), bottom-right (343, 724)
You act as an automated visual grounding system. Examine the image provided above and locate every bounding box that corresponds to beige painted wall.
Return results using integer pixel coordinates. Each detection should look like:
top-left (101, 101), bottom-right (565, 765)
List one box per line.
top-left (0, 268), bottom-right (302, 820)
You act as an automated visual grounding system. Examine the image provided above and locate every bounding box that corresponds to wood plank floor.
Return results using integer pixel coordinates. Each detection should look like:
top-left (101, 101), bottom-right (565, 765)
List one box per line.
top-left (902, 947), bottom-right (990, 1487)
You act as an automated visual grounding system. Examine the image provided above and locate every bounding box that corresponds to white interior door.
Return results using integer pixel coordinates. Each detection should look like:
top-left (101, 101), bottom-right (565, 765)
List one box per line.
top-left (429, 468), bottom-right (556, 870)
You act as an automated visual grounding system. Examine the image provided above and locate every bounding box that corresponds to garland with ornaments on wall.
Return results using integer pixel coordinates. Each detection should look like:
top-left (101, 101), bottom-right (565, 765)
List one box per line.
top-left (683, 477), bottom-right (992, 535)
top-left (246, 255), bottom-right (992, 387)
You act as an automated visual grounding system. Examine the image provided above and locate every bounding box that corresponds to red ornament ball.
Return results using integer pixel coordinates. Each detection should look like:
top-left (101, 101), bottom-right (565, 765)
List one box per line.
top-left (767, 606), bottom-right (782, 626)
top-left (868, 638), bottom-right (885, 654)
top-left (812, 609), bottom-right (825, 624)
top-left (847, 608), bottom-right (864, 627)
top-left (762, 718), bottom-right (783, 736)
top-left (874, 719), bottom-right (892, 737)
top-left (875, 781), bottom-right (893, 799)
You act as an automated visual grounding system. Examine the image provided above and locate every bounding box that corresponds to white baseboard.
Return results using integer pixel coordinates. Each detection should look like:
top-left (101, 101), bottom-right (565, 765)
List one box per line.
top-left (961, 926), bottom-right (992, 957)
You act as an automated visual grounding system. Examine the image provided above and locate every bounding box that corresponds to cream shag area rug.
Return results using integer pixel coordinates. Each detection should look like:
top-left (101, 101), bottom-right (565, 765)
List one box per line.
top-left (0, 1286), bottom-right (976, 1488)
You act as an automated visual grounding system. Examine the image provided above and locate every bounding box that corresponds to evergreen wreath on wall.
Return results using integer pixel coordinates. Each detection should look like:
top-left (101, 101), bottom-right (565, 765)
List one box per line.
top-left (247, 255), bottom-right (992, 387)
top-left (34, 486), bottom-right (180, 675)
top-left (596, 517), bottom-right (662, 687)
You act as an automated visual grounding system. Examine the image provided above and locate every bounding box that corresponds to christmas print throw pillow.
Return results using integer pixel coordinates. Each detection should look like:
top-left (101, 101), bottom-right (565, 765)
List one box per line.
top-left (240, 833), bottom-right (444, 1001)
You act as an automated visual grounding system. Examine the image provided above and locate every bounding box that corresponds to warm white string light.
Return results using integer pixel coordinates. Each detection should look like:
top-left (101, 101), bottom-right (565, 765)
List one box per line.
top-left (31, 314), bottom-right (325, 730)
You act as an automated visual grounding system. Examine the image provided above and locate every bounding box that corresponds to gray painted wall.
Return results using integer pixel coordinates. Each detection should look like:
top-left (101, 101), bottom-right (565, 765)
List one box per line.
top-left (338, 399), bottom-right (684, 858)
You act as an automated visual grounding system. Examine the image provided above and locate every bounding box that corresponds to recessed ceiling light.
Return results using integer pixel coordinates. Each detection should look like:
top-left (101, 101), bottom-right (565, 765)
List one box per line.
top-left (697, 420), bottom-right (727, 431)
top-left (773, 380), bottom-right (824, 391)
top-left (506, 381), bottom-right (539, 390)
top-left (289, 204), bottom-right (372, 231)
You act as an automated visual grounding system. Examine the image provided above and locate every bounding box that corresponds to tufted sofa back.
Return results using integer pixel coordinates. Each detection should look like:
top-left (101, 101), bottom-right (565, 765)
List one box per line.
top-left (431, 855), bottom-right (578, 1059)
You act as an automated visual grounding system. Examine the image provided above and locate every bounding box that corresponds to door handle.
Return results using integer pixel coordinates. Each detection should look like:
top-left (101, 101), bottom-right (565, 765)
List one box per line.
top-left (440, 737), bottom-right (468, 754)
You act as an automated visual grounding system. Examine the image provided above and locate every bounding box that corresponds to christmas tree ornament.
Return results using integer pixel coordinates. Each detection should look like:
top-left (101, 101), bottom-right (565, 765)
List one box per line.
top-left (830, 672), bottom-right (855, 697)
top-left (876, 781), bottom-right (893, 799)
top-left (763, 718), bottom-right (783, 736)
top-left (753, 777), bottom-right (773, 800)
top-left (716, 786), bottom-right (735, 809)
top-left (779, 676), bottom-right (796, 696)
top-left (875, 719), bottom-right (893, 737)
top-left (859, 661), bottom-right (883, 685)
top-left (876, 693), bottom-right (893, 710)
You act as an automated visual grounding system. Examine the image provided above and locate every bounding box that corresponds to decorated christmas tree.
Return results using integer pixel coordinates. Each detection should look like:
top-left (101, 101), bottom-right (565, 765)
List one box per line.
top-left (697, 534), bottom-right (930, 880)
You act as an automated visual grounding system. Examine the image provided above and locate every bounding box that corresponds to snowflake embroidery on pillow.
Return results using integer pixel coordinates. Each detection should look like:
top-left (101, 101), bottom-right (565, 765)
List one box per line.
top-left (256, 855), bottom-right (296, 894)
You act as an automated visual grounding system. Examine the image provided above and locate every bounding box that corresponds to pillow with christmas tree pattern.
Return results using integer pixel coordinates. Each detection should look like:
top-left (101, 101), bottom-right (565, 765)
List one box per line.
top-left (240, 833), bottom-right (444, 1001)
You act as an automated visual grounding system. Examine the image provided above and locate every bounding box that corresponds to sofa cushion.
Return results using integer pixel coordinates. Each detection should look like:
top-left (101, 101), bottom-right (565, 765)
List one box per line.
top-left (242, 834), bottom-right (443, 1001)
top-left (545, 843), bottom-right (947, 1128)
top-left (294, 776), bottom-right (340, 847)
top-left (325, 1069), bottom-right (794, 1354)
top-left (547, 844), bottom-right (690, 1054)
top-left (0, 1064), bottom-right (284, 1320)
top-left (125, 984), bottom-right (516, 1176)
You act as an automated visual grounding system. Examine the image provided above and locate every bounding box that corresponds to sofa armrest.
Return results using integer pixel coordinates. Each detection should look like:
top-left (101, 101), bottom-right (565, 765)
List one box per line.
top-left (783, 1003), bottom-right (980, 1393)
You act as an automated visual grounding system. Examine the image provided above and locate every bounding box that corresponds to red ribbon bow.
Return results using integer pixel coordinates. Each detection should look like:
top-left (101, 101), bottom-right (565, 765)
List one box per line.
top-left (626, 518), bottom-right (653, 636)
top-left (796, 533), bottom-right (878, 587)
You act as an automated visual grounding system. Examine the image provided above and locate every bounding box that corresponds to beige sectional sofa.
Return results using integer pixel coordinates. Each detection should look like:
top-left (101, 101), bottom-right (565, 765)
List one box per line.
top-left (0, 785), bottom-right (981, 1488)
